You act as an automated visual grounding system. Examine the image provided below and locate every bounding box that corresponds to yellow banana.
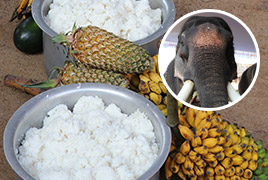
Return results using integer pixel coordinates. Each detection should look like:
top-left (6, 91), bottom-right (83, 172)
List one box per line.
top-left (191, 135), bottom-right (202, 148)
top-left (217, 136), bottom-right (226, 145)
top-left (205, 166), bottom-right (215, 176)
top-left (164, 156), bottom-right (173, 180)
top-left (148, 81), bottom-right (162, 94)
top-left (184, 155), bottom-right (194, 171)
top-left (203, 137), bottom-right (219, 148)
top-left (196, 118), bottom-right (211, 130)
top-left (217, 121), bottom-right (226, 131)
top-left (224, 147), bottom-right (238, 158)
top-left (208, 145), bottom-right (224, 154)
top-left (208, 128), bottom-right (222, 138)
top-left (223, 136), bottom-right (233, 147)
top-left (178, 125), bottom-right (194, 141)
top-left (194, 110), bottom-right (208, 128)
top-left (225, 166), bottom-right (235, 177)
top-left (210, 116), bottom-right (221, 128)
top-left (239, 127), bottom-right (247, 137)
top-left (152, 54), bottom-right (159, 73)
top-left (142, 71), bottom-right (150, 78)
top-left (221, 157), bottom-right (233, 169)
top-left (188, 150), bottom-right (201, 162)
top-left (148, 71), bottom-right (162, 83)
top-left (179, 113), bottom-right (191, 128)
top-left (194, 145), bottom-right (208, 156)
top-left (251, 150), bottom-right (258, 161)
top-left (138, 80), bottom-right (150, 94)
top-left (248, 137), bottom-right (255, 146)
top-left (149, 92), bottom-right (162, 105)
top-left (243, 169), bottom-right (253, 179)
top-left (230, 175), bottom-right (241, 180)
top-left (194, 165), bottom-right (205, 176)
top-left (203, 153), bottom-right (217, 162)
top-left (225, 125), bottom-right (234, 136)
top-left (241, 148), bottom-right (252, 161)
top-left (215, 175), bottom-right (226, 180)
top-left (217, 151), bottom-right (225, 161)
top-left (181, 162), bottom-right (192, 176)
top-left (177, 168), bottom-right (187, 180)
top-left (235, 166), bottom-right (244, 176)
top-left (157, 104), bottom-right (167, 110)
top-left (215, 164), bottom-right (225, 175)
top-left (196, 127), bottom-right (209, 139)
top-left (170, 156), bottom-right (180, 173)
top-left (185, 107), bottom-right (196, 127)
top-left (240, 137), bottom-right (250, 148)
top-left (230, 133), bottom-right (241, 146)
top-left (158, 82), bottom-right (167, 94)
top-left (232, 143), bottom-right (246, 155)
top-left (240, 158), bottom-right (249, 169)
top-left (195, 158), bottom-right (206, 168)
top-left (175, 152), bottom-right (186, 164)
top-left (180, 140), bottom-right (191, 155)
top-left (232, 155), bottom-right (244, 166)
top-left (247, 160), bottom-right (257, 171)
top-left (207, 160), bottom-right (218, 168)
top-left (139, 74), bottom-right (150, 82)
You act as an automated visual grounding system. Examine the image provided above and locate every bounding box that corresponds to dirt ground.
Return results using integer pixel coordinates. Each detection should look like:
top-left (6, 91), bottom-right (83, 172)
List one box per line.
top-left (0, 0), bottom-right (267, 179)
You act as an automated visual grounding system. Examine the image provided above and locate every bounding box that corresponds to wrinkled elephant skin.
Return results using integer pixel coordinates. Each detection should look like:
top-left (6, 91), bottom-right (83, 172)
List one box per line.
top-left (164, 16), bottom-right (237, 108)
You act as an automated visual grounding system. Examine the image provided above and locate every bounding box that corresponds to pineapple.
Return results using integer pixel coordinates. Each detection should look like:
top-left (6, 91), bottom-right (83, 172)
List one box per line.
top-left (61, 61), bottom-right (129, 88)
top-left (53, 25), bottom-right (154, 73)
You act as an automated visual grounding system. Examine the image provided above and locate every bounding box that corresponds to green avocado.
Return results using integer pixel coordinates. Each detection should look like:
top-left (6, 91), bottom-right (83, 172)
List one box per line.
top-left (13, 16), bottom-right (43, 54)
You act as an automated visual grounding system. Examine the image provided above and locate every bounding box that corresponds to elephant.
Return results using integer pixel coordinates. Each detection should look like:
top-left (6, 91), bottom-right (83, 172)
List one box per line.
top-left (238, 63), bottom-right (257, 95)
top-left (164, 16), bottom-right (241, 108)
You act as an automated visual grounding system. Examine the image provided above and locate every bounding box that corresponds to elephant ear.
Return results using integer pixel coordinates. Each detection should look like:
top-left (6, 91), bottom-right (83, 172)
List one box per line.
top-left (226, 40), bottom-right (237, 81)
top-left (164, 59), bottom-right (183, 95)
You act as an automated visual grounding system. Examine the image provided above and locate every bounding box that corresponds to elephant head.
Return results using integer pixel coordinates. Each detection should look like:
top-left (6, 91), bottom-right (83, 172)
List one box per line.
top-left (164, 16), bottom-right (240, 108)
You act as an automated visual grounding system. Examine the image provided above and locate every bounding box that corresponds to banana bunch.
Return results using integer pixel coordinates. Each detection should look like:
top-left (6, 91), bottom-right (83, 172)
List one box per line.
top-left (164, 107), bottom-right (260, 180)
top-left (250, 140), bottom-right (268, 180)
top-left (130, 54), bottom-right (169, 116)
top-left (10, 0), bottom-right (32, 22)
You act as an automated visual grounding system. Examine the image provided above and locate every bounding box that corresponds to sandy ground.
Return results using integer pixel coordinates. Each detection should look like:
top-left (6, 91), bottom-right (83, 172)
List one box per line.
top-left (0, 0), bottom-right (267, 179)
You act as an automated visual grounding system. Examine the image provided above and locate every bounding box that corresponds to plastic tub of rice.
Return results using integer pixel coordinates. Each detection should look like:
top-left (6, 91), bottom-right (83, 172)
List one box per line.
top-left (4, 83), bottom-right (171, 180)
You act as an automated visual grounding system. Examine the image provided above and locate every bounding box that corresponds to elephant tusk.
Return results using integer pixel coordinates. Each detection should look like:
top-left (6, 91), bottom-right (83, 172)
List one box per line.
top-left (227, 82), bottom-right (241, 102)
top-left (177, 80), bottom-right (194, 102)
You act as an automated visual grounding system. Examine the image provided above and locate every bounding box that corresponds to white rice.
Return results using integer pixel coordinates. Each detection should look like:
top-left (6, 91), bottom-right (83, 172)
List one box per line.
top-left (45, 0), bottom-right (162, 41)
top-left (17, 96), bottom-right (159, 180)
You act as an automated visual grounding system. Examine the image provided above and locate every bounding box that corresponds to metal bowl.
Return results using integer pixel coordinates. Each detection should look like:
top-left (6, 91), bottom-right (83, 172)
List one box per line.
top-left (4, 83), bottom-right (171, 180)
top-left (31, 0), bottom-right (176, 75)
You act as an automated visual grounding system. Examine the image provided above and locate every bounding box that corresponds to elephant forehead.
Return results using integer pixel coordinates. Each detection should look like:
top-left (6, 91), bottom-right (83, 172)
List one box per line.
top-left (191, 23), bottom-right (226, 47)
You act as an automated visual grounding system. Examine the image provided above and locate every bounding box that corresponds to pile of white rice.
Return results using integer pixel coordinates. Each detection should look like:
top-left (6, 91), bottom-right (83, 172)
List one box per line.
top-left (17, 96), bottom-right (159, 180)
top-left (45, 0), bottom-right (162, 41)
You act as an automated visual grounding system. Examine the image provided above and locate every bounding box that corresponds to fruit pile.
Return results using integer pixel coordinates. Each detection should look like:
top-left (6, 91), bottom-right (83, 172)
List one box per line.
top-left (252, 140), bottom-right (268, 179)
top-left (164, 107), bottom-right (259, 180)
top-left (129, 54), bottom-right (169, 116)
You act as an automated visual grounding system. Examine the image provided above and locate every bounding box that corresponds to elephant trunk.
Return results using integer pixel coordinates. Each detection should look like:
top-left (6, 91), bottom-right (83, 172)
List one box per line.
top-left (191, 47), bottom-right (229, 107)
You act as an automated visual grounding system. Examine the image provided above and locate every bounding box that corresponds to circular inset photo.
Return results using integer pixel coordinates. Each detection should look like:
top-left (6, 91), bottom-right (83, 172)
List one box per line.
top-left (158, 9), bottom-right (260, 111)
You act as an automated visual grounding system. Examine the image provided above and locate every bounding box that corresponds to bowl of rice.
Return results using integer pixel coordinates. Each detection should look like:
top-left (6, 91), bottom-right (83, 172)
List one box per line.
top-left (31, 0), bottom-right (176, 75)
top-left (4, 83), bottom-right (171, 180)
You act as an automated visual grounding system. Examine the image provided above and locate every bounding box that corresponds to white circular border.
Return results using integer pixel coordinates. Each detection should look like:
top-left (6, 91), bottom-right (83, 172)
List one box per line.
top-left (159, 9), bottom-right (260, 112)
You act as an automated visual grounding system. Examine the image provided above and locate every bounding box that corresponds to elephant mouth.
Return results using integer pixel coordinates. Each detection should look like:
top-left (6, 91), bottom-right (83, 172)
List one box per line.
top-left (177, 80), bottom-right (241, 106)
